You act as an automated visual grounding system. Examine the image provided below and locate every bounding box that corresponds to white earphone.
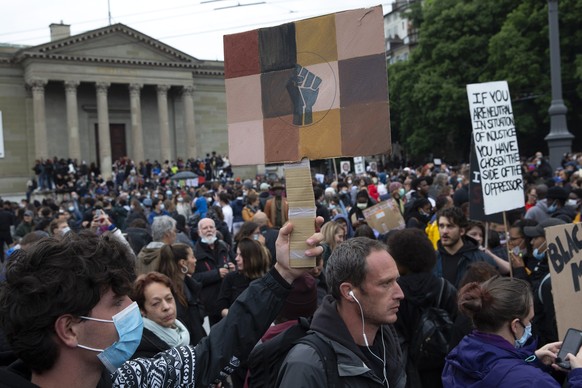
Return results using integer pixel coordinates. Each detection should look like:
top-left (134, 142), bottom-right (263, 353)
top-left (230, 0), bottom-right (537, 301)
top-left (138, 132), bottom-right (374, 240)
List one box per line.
top-left (349, 288), bottom-right (388, 386)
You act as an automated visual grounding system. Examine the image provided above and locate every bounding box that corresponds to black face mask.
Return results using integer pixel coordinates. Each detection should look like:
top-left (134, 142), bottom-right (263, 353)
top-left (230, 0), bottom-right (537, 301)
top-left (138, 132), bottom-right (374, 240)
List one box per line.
top-left (419, 212), bottom-right (431, 221)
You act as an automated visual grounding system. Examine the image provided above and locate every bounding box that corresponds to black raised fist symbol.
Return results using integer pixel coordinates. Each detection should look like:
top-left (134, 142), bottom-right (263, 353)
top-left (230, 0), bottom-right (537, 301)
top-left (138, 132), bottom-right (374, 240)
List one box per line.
top-left (286, 65), bottom-right (322, 125)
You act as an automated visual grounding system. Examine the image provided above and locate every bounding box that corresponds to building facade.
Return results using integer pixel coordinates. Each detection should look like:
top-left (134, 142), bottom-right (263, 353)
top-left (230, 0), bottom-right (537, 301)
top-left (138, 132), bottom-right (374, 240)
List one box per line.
top-left (384, 0), bottom-right (420, 64)
top-left (0, 23), bottom-right (230, 194)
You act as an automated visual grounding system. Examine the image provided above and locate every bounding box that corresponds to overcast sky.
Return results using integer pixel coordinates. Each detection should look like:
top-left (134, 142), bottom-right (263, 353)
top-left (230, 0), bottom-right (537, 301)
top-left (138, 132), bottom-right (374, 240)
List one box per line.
top-left (1, 0), bottom-right (393, 61)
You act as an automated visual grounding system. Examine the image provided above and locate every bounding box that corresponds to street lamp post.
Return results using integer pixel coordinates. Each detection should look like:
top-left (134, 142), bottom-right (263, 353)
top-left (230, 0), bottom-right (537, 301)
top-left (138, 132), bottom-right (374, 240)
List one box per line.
top-left (544, 0), bottom-right (574, 169)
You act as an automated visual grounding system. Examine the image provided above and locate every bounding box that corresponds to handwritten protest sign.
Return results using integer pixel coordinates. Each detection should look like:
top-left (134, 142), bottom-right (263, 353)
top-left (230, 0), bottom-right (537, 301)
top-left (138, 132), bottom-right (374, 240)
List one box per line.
top-left (466, 81), bottom-right (524, 215)
top-left (545, 223), bottom-right (582, 339)
top-left (468, 140), bottom-right (504, 223)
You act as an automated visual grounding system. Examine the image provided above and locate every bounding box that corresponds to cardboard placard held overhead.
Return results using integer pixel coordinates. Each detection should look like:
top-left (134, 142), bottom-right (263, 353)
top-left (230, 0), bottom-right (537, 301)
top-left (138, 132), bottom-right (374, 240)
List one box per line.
top-left (466, 81), bottom-right (525, 215)
top-left (362, 200), bottom-right (405, 234)
top-left (224, 6), bottom-right (391, 166)
top-left (224, 7), bottom-right (390, 267)
top-left (544, 223), bottom-right (582, 340)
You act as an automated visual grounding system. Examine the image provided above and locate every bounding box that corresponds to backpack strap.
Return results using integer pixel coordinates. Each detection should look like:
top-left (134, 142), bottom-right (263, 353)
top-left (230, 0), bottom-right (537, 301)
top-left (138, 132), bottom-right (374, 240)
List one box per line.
top-left (298, 333), bottom-right (343, 388)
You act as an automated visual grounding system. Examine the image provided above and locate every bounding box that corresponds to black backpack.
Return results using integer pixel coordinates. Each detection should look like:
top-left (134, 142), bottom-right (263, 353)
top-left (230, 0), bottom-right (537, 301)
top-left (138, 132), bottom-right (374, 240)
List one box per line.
top-left (247, 317), bottom-right (342, 387)
top-left (408, 278), bottom-right (454, 371)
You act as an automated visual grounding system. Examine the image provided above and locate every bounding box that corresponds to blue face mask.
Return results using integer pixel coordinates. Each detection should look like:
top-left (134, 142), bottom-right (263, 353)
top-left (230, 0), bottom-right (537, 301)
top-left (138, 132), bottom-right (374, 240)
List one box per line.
top-left (78, 302), bottom-right (143, 373)
top-left (548, 202), bottom-right (558, 213)
top-left (533, 241), bottom-right (547, 260)
top-left (515, 321), bottom-right (532, 348)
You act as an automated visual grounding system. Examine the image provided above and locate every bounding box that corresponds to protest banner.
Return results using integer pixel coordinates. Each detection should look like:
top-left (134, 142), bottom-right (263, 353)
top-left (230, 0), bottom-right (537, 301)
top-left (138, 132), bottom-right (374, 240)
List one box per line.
top-left (466, 81), bottom-right (524, 215)
top-left (545, 223), bottom-right (582, 339)
top-left (224, 6), bottom-right (390, 266)
top-left (363, 199), bottom-right (405, 234)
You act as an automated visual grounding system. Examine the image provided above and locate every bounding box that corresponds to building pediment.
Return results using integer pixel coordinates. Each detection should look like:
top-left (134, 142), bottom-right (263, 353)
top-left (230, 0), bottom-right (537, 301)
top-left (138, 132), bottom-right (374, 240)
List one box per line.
top-left (13, 23), bottom-right (203, 69)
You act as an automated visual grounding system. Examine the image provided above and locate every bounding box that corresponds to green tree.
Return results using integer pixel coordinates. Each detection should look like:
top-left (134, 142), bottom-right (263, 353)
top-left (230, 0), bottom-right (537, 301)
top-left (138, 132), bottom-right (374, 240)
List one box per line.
top-left (389, 0), bottom-right (581, 162)
top-left (488, 0), bottom-right (582, 154)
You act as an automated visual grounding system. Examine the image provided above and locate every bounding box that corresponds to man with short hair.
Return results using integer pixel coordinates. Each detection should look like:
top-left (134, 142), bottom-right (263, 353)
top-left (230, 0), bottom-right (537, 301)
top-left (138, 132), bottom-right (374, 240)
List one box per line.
top-left (0, 221), bottom-right (325, 387)
top-left (277, 237), bottom-right (407, 387)
top-left (434, 207), bottom-right (495, 288)
top-left (194, 217), bottom-right (234, 326)
top-left (135, 215), bottom-right (176, 275)
top-left (14, 210), bottom-right (34, 239)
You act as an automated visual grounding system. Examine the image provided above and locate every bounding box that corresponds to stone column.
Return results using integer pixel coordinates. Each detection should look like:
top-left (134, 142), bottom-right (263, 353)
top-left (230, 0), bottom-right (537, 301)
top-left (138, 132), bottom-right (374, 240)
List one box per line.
top-left (96, 82), bottom-right (112, 179)
top-left (157, 85), bottom-right (171, 163)
top-left (129, 83), bottom-right (144, 163)
top-left (182, 85), bottom-right (197, 159)
top-left (29, 79), bottom-right (48, 159)
top-left (64, 81), bottom-right (81, 161)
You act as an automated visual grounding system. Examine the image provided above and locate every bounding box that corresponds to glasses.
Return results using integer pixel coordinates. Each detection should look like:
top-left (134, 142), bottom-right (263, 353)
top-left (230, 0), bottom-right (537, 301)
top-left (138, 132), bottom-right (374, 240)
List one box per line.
top-left (509, 236), bottom-right (523, 242)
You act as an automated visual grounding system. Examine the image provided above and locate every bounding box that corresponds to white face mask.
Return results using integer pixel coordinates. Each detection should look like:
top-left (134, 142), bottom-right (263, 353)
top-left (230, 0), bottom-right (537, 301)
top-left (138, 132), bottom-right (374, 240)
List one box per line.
top-left (566, 199), bottom-right (579, 208)
top-left (357, 203), bottom-right (367, 210)
top-left (201, 236), bottom-right (217, 245)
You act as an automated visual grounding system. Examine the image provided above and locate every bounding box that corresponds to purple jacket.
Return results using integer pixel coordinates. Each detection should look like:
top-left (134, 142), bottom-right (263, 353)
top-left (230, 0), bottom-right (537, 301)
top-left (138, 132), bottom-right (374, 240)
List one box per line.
top-left (442, 331), bottom-right (582, 387)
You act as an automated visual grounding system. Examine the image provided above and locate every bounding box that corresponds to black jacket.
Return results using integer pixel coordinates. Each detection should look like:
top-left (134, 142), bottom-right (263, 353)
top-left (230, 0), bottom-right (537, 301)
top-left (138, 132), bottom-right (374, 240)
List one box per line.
top-left (435, 238), bottom-right (496, 288)
top-left (278, 295), bottom-right (407, 387)
top-left (176, 276), bottom-right (207, 345)
top-left (193, 239), bottom-right (232, 318)
top-left (394, 273), bottom-right (457, 388)
top-left (131, 328), bottom-right (171, 359)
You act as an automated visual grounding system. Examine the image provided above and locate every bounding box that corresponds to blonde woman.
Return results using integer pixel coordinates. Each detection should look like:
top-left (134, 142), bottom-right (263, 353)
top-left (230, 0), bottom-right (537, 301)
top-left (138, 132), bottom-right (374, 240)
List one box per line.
top-left (320, 220), bottom-right (346, 267)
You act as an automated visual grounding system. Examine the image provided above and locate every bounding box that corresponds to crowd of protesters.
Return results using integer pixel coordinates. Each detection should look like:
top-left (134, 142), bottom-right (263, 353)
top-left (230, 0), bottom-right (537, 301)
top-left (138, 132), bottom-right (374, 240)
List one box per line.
top-left (1, 149), bottom-right (582, 387)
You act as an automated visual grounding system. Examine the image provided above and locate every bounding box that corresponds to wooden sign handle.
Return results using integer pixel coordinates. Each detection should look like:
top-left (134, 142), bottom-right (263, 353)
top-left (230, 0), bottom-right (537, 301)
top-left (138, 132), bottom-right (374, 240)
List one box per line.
top-left (503, 211), bottom-right (513, 278)
top-left (284, 158), bottom-right (317, 268)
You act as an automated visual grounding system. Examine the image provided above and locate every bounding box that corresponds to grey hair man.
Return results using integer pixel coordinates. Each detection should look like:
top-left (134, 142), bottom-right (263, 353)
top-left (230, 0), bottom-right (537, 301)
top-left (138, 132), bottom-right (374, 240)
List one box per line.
top-left (135, 215), bottom-right (176, 275)
top-left (194, 217), bottom-right (234, 326)
top-left (277, 237), bottom-right (407, 387)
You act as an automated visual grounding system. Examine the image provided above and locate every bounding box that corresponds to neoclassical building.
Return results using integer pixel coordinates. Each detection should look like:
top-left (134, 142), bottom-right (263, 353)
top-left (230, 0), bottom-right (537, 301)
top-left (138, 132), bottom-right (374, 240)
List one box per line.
top-left (0, 23), bottom-right (230, 193)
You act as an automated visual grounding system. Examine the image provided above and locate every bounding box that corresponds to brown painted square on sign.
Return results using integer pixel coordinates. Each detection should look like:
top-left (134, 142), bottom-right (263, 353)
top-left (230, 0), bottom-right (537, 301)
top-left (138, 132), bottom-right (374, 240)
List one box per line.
top-left (264, 115), bottom-right (300, 163)
top-left (223, 30), bottom-right (260, 79)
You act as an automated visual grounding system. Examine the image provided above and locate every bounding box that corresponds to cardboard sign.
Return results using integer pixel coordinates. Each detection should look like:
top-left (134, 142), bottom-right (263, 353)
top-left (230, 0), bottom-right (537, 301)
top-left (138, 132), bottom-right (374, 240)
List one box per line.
top-left (545, 223), bottom-right (582, 339)
top-left (362, 199), bottom-right (405, 234)
top-left (466, 81), bottom-right (524, 214)
top-left (225, 6), bottom-right (390, 165)
top-left (469, 140), bottom-right (503, 223)
top-left (285, 158), bottom-right (317, 268)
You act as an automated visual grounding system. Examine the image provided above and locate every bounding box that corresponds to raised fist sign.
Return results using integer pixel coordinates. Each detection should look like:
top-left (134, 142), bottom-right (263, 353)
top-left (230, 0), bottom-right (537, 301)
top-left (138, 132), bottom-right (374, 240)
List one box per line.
top-left (286, 65), bottom-right (322, 126)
